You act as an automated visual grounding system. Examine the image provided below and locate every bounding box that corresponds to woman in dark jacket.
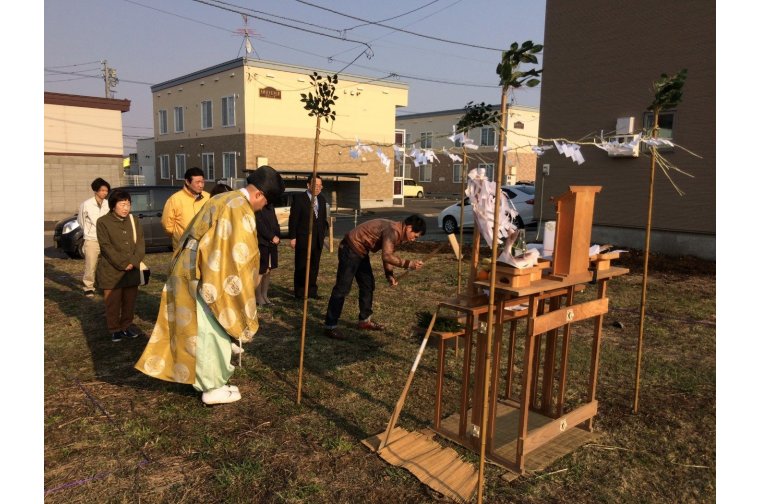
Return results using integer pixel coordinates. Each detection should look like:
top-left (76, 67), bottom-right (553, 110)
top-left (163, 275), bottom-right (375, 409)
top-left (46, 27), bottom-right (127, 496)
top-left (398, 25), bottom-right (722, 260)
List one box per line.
top-left (254, 203), bottom-right (281, 305)
top-left (96, 189), bottom-right (146, 342)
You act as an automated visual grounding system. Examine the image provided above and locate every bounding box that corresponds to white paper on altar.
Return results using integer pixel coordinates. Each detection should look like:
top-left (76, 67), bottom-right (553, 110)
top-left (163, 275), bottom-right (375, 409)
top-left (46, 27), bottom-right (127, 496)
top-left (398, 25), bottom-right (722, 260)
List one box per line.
top-left (496, 226), bottom-right (540, 268)
top-left (543, 221), bottom-right (556, 256)
top-left (465, 168), bottom-right (519, 248)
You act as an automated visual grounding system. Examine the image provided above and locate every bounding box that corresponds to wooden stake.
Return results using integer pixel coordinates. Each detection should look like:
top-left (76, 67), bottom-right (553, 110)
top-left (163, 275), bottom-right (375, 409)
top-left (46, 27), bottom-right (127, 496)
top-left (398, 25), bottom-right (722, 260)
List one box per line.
top-left (448, 233), bottom-right (461, 260)
top-left (296, 115), bottom-right (321, 405)
top-left (379, 311), bottom-right (438, 451)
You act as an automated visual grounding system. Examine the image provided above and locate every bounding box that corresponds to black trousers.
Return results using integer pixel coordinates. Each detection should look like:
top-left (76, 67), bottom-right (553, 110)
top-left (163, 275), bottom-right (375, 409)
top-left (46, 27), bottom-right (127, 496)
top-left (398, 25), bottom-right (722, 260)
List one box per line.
top-left (294, 242), bottom-right (323, 297)
top-left (325, 241), bottom-right (374, 327)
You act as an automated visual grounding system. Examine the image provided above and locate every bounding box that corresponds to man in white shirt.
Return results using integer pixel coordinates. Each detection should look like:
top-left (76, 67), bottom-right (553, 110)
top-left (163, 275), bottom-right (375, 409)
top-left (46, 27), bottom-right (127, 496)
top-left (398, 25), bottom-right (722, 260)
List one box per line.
top-left (77, 178), bottom-right (111, 297)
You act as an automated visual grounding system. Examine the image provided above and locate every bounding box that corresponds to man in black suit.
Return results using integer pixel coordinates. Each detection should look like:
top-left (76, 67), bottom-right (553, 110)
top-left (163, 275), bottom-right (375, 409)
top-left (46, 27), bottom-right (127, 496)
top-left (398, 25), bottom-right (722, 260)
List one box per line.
top-left (289, 174), bottom-right (329, 299)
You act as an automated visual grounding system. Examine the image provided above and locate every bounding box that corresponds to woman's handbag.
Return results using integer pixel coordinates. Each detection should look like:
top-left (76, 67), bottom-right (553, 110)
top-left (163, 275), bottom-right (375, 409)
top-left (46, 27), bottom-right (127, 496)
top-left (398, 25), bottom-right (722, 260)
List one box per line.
top-left (129, 215), bottom-right (150, 285)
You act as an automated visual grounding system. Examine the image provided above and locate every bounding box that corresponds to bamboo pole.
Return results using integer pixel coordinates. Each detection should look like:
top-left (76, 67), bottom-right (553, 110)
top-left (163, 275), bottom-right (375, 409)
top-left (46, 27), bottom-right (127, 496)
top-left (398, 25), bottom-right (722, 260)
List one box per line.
top-left (378, 310), bottom-right (439, 451)
top-left (296, 115), bottom-right (321, 405)
top-left (633, 109), bottom-right (659, 413)
top-left (456, 149), bottom-right (469, 295)
top-left (475, 88), bottom-right (509, 504)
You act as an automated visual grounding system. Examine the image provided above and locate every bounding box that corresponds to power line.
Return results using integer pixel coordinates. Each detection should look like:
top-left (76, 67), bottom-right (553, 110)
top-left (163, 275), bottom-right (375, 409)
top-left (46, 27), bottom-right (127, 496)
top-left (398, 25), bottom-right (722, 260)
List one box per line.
top-left (44, 68), bottom-right (155, 86)
top-left (294, 0), bottom-right (503, 52)
top-left (44, 60), bottom-right (102, 69)
top-left (328, 0), bottom-right (463, 60)
top-left (121, 0), bottom-right (237, 35)
top-left (45, 75), bottom-right (100, 83)
top-left (190, 0), bottom-right (373, 53)
top-left (342, 0), bottom-right (443, 31)
top-left (207, 0), bottom-right (343, 34)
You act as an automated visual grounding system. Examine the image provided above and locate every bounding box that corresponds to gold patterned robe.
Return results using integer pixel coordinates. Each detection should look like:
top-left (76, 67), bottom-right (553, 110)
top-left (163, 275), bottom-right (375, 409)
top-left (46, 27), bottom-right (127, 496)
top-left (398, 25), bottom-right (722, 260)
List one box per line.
top-left (135, 190), bottom-right (259, 385)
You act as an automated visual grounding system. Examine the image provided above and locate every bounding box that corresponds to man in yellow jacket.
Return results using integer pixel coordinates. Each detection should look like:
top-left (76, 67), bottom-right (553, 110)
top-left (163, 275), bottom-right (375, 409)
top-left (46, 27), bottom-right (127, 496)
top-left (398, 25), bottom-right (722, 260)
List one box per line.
top-left (161, 167), bottom-right (210, 251)
top-left (136, 166), bottom-right (285, 405)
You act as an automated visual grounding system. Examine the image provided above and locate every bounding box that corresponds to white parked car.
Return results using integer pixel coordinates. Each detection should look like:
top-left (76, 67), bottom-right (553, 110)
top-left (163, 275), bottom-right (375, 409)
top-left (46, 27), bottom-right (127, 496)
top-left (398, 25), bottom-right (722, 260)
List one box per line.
top-left (437, 185), bottom-right (535, 234)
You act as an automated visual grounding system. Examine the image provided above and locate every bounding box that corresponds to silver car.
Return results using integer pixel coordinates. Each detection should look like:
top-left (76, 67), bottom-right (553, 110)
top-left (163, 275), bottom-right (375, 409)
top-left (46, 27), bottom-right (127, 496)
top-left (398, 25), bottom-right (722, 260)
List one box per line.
top-left (437, 185), bottom-right (535, 234)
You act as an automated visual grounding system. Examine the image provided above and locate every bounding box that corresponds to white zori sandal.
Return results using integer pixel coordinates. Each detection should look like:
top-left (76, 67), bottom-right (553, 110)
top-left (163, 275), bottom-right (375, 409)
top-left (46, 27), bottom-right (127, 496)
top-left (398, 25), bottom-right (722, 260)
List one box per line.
top-left (202, 386), bottom-right (241, 405)
top-left (231, 341), bottom-right (245, 356)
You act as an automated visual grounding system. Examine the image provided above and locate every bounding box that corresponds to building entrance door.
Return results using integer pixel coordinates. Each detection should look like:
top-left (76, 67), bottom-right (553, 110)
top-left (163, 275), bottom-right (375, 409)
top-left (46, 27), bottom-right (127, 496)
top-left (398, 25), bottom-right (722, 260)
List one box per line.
top-left (393, 177), bottom-right (404, 206)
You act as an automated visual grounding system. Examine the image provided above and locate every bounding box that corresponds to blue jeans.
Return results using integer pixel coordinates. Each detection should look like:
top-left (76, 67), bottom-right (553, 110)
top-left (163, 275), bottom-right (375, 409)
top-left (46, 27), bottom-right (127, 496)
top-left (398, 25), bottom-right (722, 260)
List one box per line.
top-left (324, 241), bottom-right (374, 327)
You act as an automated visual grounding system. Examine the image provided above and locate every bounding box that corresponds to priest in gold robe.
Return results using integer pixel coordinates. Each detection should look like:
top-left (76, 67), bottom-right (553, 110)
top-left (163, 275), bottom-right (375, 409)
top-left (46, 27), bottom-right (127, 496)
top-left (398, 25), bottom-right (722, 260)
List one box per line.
top-left (135, 166), bottom-right (284, 405)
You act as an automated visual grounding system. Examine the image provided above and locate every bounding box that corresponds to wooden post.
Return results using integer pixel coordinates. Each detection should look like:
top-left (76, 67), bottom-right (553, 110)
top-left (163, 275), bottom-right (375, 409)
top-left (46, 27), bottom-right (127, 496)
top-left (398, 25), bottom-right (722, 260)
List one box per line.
top-left (476, 86), bottom-right (509, 504)
top-left (555, 287), bottom-right (576, 418)
top-left (296, 115), bottom-right (321, 405)
top-left (379, 311), bottom-right (438, 451)
top-left (457, 149), bottom-right (469, 294)
top-left (587, 280), bottom-right (608, 430)
top-left (329, 216), bottom-right (335, 253)
top-left (634, 109), bottom-right (660, 413)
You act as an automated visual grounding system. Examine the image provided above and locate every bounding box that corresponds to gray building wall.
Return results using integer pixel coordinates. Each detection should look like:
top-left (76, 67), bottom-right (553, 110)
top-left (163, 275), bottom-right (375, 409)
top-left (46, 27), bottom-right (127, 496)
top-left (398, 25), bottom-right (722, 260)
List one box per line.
top-left (538, 0), bottom-right (715, 259)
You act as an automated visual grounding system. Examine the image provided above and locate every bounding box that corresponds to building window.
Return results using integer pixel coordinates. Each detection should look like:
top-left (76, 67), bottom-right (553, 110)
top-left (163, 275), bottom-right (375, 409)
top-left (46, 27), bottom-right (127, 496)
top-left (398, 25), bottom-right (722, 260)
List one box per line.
top-left (643, 110), bottom-right (675, 139)
top-left (159, 154), bottom-right (170, 179)
top-left (222, 95), bottom-right (236, 127)
top-left (478, 163), bottom-right (494, 181)
top-left (513, 121), bottom-right (524, 129)
top-left (175, 153), bottom-right (186, 180)
top-left (222, 152), bottom-right (236, 179)
top-left (420, 131), bottom-right (432, 149)
top-left (419, 164), bottom-right (431, 183)
top-left (202, 153), bottom-right (215, 181)
top-left (480, 127), bottom-right (495, 146)
top-left (395, 130), bottom-right (405, 146)
top-left (201, 100), bottom-right (213, 129)
top-left (158, 110), bottom-right (168, 135)
top-left (453, 163), bottom-right (462, 183)
top-left (174, 106), bottom-right (184, 133)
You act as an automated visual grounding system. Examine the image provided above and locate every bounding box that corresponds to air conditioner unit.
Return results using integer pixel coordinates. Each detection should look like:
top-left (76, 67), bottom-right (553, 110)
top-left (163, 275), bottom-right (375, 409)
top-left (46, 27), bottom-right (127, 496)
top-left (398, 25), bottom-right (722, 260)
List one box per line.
top-left (616, 116), bottom-right (635, 135)
top-left (606, 117), bottom-right (640, 157)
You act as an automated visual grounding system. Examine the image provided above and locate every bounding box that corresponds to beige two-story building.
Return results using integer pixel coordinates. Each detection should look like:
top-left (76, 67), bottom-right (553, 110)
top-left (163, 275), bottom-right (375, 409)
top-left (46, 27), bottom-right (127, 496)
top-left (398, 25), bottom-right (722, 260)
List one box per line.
top-left (44, 92), bottom-right (131, 221)
top-left (395, 105), bottom-right (539, 196)
top-left (151, 58), bottom-right (408, 210)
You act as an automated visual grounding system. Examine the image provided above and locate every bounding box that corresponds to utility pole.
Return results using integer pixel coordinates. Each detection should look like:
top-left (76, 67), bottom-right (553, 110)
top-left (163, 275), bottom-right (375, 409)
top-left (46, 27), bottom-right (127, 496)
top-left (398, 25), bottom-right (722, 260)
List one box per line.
top-left (101, 60), bottom-right (119, 98)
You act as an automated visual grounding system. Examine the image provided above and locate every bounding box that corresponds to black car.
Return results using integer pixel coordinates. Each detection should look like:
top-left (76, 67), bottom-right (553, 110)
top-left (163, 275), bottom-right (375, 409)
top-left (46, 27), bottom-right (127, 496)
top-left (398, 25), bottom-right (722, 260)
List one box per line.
top-left (54, 185), bottom-right (178, 258)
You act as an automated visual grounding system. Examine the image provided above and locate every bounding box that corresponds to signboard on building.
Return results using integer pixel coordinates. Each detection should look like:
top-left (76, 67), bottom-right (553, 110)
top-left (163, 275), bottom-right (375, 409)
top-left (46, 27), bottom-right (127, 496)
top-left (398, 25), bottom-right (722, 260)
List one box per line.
top-left (259, 87), bottom-right (281, 99)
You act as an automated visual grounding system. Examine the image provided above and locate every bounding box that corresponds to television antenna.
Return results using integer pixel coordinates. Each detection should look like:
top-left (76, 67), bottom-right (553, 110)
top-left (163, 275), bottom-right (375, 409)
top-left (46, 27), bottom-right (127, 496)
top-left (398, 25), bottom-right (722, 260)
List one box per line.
top-left (236, 15), bottom-right (262, 59)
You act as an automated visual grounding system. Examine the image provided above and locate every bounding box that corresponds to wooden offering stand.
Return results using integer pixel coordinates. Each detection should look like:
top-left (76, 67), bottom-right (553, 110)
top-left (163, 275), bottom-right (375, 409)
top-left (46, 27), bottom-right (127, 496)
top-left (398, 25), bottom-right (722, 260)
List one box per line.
top-left (428, 185), bottom-right (629, 476)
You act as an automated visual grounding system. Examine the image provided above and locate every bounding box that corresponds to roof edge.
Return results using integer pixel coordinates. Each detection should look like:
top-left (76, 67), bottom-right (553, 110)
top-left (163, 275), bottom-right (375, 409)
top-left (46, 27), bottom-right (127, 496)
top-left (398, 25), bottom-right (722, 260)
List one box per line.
top-left (396, 104), bottom-right (539, 120)
top-left (44, 92), bottom-right (131, 112)
top-left (151, 57), bottom-right (408, 92)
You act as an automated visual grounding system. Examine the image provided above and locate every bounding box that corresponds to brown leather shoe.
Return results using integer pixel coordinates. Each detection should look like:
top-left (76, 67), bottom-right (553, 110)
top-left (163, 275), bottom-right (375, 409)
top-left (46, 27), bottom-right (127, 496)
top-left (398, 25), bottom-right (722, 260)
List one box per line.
top-left (357, 320), bottom-right (384, 331)
top-left (323, 328), bottom-right (347, 340)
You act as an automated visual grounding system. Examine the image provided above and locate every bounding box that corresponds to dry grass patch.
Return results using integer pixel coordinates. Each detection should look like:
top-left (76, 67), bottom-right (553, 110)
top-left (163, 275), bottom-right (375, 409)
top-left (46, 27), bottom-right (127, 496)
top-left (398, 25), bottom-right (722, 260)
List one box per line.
top-left (45, 244), bottom-right (714, 502)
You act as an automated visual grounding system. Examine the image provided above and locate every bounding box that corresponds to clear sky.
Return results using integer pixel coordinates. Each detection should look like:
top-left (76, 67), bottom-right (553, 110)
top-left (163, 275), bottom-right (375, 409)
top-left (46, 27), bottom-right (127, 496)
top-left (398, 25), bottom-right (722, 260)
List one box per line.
top-left (44, 0), bottom-right (546, 152)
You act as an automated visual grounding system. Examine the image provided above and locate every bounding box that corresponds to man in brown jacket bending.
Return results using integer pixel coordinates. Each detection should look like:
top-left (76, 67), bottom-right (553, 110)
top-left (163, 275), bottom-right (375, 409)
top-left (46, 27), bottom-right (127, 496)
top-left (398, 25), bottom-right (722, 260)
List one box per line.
top-left (323, 215), bottom-right (426, 340)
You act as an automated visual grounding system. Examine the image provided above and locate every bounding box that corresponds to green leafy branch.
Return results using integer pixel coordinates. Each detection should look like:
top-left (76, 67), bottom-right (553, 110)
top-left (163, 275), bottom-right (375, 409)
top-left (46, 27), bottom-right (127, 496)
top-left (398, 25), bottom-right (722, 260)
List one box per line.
top-left (300, 72), bottom-right (339, 123)
top-left (649, 69), bottom-right (687, 113)
top-left (646, 68), bottom-right (692, 195)
top-left (496, 40), bottom-right (543, 89)
top-left (455, 101), bottom-right (500, 134)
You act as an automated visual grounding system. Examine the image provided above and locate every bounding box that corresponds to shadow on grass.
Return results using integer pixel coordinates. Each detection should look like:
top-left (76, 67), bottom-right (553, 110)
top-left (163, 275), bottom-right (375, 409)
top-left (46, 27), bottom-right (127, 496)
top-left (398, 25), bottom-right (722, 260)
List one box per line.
top-left (44, 262), bottom-right (197, 398)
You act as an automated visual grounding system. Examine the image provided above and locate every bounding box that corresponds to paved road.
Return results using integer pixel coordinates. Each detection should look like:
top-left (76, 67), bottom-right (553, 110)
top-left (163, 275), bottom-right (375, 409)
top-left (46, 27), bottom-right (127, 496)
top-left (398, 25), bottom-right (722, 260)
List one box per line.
top-left (44, 198), bottom-right (461, 259)
top-left (331, 197), bottom-right (459, 242)
top-left (45, 197), bottom-right (539, 258)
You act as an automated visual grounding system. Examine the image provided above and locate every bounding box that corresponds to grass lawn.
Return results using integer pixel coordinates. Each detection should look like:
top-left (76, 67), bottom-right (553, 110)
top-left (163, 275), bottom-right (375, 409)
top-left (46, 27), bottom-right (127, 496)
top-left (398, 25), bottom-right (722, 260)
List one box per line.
top-left (44, 243), bottom-right (715, 503)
